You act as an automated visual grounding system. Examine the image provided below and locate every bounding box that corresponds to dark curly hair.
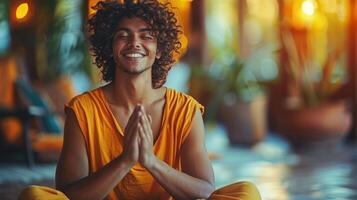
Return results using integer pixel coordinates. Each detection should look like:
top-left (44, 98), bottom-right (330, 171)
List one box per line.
top-left (88, 0), bottom-right (182, 88)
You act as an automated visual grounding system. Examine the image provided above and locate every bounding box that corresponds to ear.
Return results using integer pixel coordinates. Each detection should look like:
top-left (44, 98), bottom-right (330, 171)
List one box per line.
top-left (155, 50), bottom-right (161, 59)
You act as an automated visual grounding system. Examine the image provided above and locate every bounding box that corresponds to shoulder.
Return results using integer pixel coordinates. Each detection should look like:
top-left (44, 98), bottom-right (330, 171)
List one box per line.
top-left (66, 87), bottom-right (102, 108)
top-left (165, 88), bottom-right (204, 145)
top-left (166, 87), bottom-right (204, 114)
top-left (64, 88), bottom-right (103, 133)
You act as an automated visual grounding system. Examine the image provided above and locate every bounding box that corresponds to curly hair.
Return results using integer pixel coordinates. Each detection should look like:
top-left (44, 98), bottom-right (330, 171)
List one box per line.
top-left (88, 0), bottom-right (182, 88)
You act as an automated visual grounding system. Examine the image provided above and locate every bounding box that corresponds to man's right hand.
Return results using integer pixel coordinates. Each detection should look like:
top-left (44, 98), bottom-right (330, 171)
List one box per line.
top-left (121, 105), bottom-right (142, 167)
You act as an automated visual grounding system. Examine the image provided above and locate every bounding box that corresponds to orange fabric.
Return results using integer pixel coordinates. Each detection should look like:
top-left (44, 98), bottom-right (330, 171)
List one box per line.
top-left (209, 182), bottom-right (261, 200)
top-left (65, 87), bottom-right (203, 200)
top-left (18, 182), bottom-right (261, 200)
top-left (18, 185), bottom-right (69, 200)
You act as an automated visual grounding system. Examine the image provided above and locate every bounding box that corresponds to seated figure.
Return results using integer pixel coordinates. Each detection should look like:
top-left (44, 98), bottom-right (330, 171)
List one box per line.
top-left (19, 0), bottom-right (261, 199)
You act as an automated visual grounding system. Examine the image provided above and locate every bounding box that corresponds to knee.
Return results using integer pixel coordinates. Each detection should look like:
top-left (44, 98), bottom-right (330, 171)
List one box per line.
top-left (237, 181), bottom-right (261, 199)
top-left (18, 185), bottom-right (68, 200)
top-left (210, 181), bottom-right (261, 200)
top-left (18, 185), bottom-right (39, 200)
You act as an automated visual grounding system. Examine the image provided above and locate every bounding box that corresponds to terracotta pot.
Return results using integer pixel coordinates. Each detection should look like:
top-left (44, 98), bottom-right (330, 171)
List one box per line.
top-left (219, 95), bottom-right (267, 145)
top-left (273, 100), bottom-right (352, 147)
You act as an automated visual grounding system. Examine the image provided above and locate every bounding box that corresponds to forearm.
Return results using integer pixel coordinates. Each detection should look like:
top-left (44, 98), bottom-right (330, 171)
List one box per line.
top-left (58, 155), bottom-right (132, 200)
top-left (147, 157), bottom-right (215, 200)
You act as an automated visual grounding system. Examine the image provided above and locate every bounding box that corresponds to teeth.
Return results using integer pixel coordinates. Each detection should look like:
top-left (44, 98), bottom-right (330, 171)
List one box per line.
top-left (125, 53), bottom-right (144, 58)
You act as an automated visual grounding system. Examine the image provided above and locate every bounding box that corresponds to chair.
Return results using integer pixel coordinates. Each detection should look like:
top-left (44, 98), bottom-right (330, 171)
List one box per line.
top-left (0, 55), bottom-right (72, 167)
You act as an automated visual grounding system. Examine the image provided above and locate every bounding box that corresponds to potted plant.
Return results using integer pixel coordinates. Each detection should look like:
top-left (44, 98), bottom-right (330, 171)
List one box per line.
top-left (192, 49), bottom-right (274, 146)
top-left (270, 28), bottom-right (352, 148)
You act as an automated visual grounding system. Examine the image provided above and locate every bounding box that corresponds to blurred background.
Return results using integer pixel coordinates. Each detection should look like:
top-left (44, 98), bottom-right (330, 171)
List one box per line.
top-left (0, 0), bottom-right (357, 199)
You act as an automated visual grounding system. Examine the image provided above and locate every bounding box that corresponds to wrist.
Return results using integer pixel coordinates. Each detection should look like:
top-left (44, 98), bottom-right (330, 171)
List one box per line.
top-left (143, 154), bottom-right (158, 171)
top-left (118, 154), bottom-right (136, 169)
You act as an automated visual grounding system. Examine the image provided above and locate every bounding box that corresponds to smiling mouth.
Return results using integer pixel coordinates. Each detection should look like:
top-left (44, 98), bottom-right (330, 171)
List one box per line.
top-left (123, 53), bottom-right (145, 58)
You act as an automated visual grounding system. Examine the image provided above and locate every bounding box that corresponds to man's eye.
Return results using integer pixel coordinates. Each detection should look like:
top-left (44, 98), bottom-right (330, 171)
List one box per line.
top-left (142, 35), bottom-right (154, 40)
top-left (117, 35), bottom-right (128, 39)
top-left (114, 32), bottom-right (129, 39)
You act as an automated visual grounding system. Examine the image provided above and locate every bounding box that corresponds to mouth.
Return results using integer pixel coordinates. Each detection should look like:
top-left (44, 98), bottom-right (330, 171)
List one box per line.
top-left (122, 52), bottom-right (146, 59)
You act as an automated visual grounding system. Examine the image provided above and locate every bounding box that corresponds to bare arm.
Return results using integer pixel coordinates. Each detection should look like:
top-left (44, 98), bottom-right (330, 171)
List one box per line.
top-left (55, 107), bottom-right (141, 200)
top-left (139, 106), bottom-right (215, 200)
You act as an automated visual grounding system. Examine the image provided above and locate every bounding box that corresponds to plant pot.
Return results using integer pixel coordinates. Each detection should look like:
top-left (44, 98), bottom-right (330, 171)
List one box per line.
top-left (273, 100), bottom-right (352, 148)
top-left (219, 95), bottom-right (267, 145)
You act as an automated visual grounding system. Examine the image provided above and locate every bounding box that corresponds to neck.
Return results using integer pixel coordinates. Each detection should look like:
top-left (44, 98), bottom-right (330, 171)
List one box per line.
top-left (110, 68), bottom-right (156, 110)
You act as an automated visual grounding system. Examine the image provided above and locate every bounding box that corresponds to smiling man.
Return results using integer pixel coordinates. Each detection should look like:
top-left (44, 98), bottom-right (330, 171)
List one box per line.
top-left (19, 1), bottom-right (261, 200)
top-left (112, 17), bottom-right (160, 75)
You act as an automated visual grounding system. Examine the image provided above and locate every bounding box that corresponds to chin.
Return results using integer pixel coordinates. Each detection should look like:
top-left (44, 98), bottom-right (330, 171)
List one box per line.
top-left (120, 65), bottom-right (151, 75)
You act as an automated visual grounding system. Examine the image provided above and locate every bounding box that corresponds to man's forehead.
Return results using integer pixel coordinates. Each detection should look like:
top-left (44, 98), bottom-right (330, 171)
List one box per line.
top-left (116, 17), bottom-right (152, 30)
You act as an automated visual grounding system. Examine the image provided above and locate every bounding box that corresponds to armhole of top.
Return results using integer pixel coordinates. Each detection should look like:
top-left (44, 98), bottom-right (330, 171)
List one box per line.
top-left (64, 104), bottom-right (89, 149)
top-left (181, 99), bottom-right (204, 145)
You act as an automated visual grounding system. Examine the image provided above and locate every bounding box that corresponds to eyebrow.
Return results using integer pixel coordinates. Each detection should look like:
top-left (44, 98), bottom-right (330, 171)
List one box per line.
top-left (115, 28), bottom-right (153, 33)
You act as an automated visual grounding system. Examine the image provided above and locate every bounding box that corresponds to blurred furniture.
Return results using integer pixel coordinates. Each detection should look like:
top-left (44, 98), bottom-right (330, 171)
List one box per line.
top-left (0, 56), bottom-right (65, 167)
top-left (0, 106), bottom-right (58, 167)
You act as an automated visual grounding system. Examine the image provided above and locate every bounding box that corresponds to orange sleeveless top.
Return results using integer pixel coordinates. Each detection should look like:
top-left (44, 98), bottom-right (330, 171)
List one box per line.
top-left (65, 87), bottom-right (203, 200)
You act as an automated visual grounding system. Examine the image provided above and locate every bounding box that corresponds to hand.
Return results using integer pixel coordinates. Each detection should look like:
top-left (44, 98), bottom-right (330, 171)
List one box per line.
top-left (137, 105), bottom-right (156, 169)
top-left (121, 105), bottom-right (141, 167)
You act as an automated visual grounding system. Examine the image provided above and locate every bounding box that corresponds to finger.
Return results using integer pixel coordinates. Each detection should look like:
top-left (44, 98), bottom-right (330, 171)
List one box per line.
top-left (126, 117), bottom-right (141, 148)
top-left (137, 123), bottom-right (146, 144)
top-left (137, 133), bottom-right (141, 146)
top-left (139, 114), bottom-right (151, 137)
top-left (125, 106), bottom-right (140, 133)
top-left (142, 113), bottom-right (152, 136)
top-left (138, 124), bottom-right (146, 151)
top-left (137, 105), bottom-right (148, 126)
top-left (125, 116), bottom-right (136, 140)
top-left (128, 105), bottom-right (140, 125)
top-left (131, 111), bottom-right (142, 137)
top-left (137, 105), bottom-right (148, 127)
top-left (134, 106), bottom-right (151, 142)
top-left (139, 118), bottom-right (153, 147)
top-left (125, 110), bottom-right (141, 143)
top-left (127, 105), bottom-right (140, 131)
top-left (147, 114), bottom-right (152, 124)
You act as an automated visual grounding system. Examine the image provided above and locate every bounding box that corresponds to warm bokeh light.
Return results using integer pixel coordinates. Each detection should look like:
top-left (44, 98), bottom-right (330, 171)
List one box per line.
top-left (301, 0), bottom-right (316, 16)
top-left (15, 3), bottom-right (29, 20)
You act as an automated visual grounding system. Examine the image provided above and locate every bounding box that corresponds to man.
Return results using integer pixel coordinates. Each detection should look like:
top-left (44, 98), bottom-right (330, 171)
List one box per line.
top-left (19, 1), bottom-right (261, 199)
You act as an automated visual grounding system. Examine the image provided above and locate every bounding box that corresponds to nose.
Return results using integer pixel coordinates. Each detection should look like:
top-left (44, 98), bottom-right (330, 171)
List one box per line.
top-left (128, 34), bottom-right (140, 49)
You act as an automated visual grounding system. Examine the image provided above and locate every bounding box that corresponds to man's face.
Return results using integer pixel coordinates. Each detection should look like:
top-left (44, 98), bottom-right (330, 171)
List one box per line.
top-left (112, 17), bottom-right (161, 75)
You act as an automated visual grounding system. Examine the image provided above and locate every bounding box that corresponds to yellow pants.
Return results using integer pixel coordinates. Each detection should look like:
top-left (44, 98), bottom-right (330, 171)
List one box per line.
top-left (18, 181), bottom-right (261, 200)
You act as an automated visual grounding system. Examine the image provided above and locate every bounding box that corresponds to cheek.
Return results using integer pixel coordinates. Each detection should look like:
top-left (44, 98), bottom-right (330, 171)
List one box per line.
top-left (112, 45), bottom-right (123, 59)
top-left (149, 44), bottom-right (159, 57)
top-left (143, 40), bottom-right (158, 51)
top-left (112, 41), bottom-right (124, 53)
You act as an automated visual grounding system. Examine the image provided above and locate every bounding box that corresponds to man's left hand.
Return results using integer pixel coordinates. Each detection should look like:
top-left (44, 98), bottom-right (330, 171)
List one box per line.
top-left (138, 105), bottom-right (156, 169)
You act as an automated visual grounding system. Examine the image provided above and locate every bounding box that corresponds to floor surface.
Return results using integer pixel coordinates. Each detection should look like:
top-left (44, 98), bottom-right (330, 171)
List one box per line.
top-left (0, 125), bottom-right (356, 200)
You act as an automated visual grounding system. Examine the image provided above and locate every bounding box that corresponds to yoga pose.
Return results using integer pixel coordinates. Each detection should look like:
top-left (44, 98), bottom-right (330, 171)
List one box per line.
top-left (19, 1), bottom-right (261, 199)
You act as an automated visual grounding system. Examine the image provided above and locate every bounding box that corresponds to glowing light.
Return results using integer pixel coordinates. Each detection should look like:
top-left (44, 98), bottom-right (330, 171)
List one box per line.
top-left (301, 0), bottom-right (316, 16)
top-left (15, 3), bottom-right (29, 20)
